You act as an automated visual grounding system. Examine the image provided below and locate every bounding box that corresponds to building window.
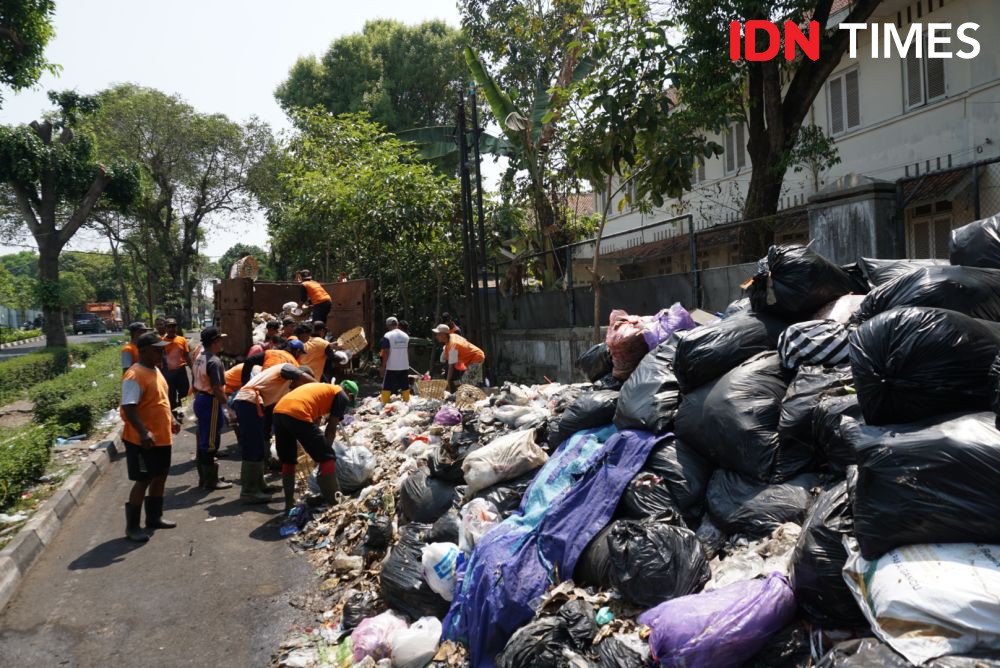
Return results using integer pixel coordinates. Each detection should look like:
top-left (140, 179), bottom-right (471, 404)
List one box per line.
top-left (907, 201), bottom-right (954, 258)
top-left (904, 41), bottom-right (946, 110)
top-left (692, 160), bottom-right (707, 184)
top-left (724, 122), bottom-right (747, 175)
top-left (828, 68), bottom-right (861, 136)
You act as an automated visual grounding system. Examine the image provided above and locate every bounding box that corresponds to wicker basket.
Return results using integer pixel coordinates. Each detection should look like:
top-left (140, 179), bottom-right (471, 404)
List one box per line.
top-left (455, 384), bottom-right (486, 409)
top-left (295, 445), bottom-right (314, 486)
top-left (415, 379), bottom-right (448, 400)
top-left (335, 326), bottom-right (368, 357)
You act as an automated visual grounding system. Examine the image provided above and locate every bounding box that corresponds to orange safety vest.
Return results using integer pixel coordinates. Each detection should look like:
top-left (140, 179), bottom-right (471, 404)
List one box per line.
top-left (302, 280), bottom-right (331, 305)
top-left (445, 334), bottom-right (485, 371)
top-left (121, 364), bottom-right (173, 446)
top-left (121, 342), bottom-right (139, 373)
top-left (263, 349), bottom-right (298, 370)
top-left (274, 383), bottom-right (342, 423)
top-left (224, 364), bottom-right (244, 394)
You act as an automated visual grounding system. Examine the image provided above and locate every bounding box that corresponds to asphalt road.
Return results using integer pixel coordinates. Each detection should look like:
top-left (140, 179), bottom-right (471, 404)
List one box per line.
top-left (0, 332), bottom-right (120, 360)
top-left (0, 411), bottom-right (313, 667)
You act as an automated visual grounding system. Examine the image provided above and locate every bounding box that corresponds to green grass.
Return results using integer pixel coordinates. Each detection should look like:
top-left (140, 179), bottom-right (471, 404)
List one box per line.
top-left (0, 423), bottom-right (56, 510)
top-left (30, 346), bottom-right (121, 435)
top-left (0, 328), bottom-right (41, 344)
top-left (0, 343), bottom-right (105, 406)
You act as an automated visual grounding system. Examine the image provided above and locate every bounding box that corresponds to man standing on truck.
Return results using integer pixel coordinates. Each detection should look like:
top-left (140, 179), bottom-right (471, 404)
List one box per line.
top-left (380, 317), bottom-right (411, 404)
top-left (121, 321), bottom-right (151, 374)
top-left (192, 326), bottom-right (235, 491)
top-left (120, 332), bottom-right (182, 542)
top-left (433, 324), bottom-right (485, 393)
top-left (297, 269), bottom-right (333, 326)
top-left (162, 318), bottom-right (193, 419)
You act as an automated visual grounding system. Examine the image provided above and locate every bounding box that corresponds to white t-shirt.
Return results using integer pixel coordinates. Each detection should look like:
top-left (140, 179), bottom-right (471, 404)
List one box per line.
top-left (381, 328), bottom-right (410, 371)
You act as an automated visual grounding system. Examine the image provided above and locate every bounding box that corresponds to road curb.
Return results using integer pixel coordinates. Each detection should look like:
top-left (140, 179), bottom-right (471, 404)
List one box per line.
top-left (0, 335), bottom-right (45, 350)
top-left (0, 422), bottom-right (124, 611)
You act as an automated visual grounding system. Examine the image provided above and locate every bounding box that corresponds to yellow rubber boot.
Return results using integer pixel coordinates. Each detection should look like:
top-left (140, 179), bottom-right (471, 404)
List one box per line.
top-left (401, 390), bottom-right (411, 402)
top-left (380, 390), bottom-right (391, 404)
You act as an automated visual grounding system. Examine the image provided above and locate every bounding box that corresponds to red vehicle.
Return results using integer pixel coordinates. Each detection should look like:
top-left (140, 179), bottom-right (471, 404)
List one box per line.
top-left (84, 302), bottom-right (123, 332)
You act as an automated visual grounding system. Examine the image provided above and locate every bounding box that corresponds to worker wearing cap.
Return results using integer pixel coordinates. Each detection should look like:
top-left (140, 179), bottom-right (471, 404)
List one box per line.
top-left (433, 325), bottom-right (485, 393)
top-left (120, 332), bottom-right (182, 542)
top-left (192, 326), bottom-right (235, 490)
top-left (154, 316), bottom-right (167, 337)
top-left (380, 316), bottom-right (411, 404)
top-left (233, 363), bottom-right (316, 503)
top-left (162, 318), bottom-right (193, 417)
top-left (297, 269), bottom-right (333, 326)
top-left (441, 312), bottom-right (462, 335)
top-left (121, 321), bottom-right (152, 374)
top-left (273, 380), bottom-right (358, 512)
top-left (302, 321), bottom-right (339, 383)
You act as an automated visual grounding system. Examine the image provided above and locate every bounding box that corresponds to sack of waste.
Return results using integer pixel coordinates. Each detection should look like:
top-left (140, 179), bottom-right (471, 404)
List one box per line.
top-left (704, 523), bottom-right (801, 592)
top-left (334, 443), bottom-right (376, 493)
top-left (850, 307), bottom-right (1000, 425)
top-left (677, 352), bottom-right (815, 483)
top-left (789, 481), bottom-right (867, 628)
top-left (812, 294), bottom-right (866, 324)
top-left (491, 404), bottom-right (549, 429)
top-left (458, 498), bottom-right (500, 554)
top-left (573, 520), bottom-right (619, 589)
top-left (496, 600), bottom-right (598, 668)
top-left (852, 265), bottom-right (1000, 324)
top-left (351, 610), bottom-right (408, 663)
top-left (858, 257), bottom-right (948, 286)
top-left (638, 572), bottom-right (797, 668)
top-left (749, 244), bottom-right (862, 319)
top-left (812, 393), bottom-right (864, 474)
top-left (777, 320), bottom-right (851, 370)
top-left (619, 472), bottom-right (684, 521)
top-left (950, 213), bottom-right (1000, 269)
top-left (433, 405), bottom-right (462, 426)
top-left (843, 541), bottom-right (1000, 666)
top-left (380, 524), bottom-right (451, 619)
top-left (420, 542), bottom-right (461, 602)
top-left (547, 390), bottom-right (619, 448)
top-left (747, 621), bottom-right (813, 668)
top-left (608, 518), bottom-right (710, 608)
top-left (463, 429), bottom-right (548, 497)
top-left (614, 340), bottom-right (681, 434)
top-left (606, 310), bottom-right (650, 381)
top-left (674, 311), bottom-right (787, 393)
top-left (341, 589), bottom-right (377, 630)
top-left (850, 411), bottom-right (1000, 558)
top-left (471, 470), bottom-right (537, 519)
top-left (618, 437), bottom-right (713, 526)
top-left (778, 364), bottom-right (852, 457)
top-left (391, 616), bottom-right (442, 668)
top-left (576, 342), bottom-right (613, 382)
top-left (724, 297), bottom-right (751, 317)
top-left (426, 510), bottom-right (460, 544)
top-left (427, 445), bottom-right (466, 485)
top-left (399, 471), bottom-right (460, 524)
top-left (816, 637), bottom-right (1000, 668)
top-left (640, 303), bottom-right (697, 350)
top-left (706, 469), bottom-right (821, 538)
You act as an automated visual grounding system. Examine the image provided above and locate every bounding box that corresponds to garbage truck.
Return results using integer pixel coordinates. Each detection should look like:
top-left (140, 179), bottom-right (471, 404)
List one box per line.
top-left (84, 302), bottom-right (123, 332)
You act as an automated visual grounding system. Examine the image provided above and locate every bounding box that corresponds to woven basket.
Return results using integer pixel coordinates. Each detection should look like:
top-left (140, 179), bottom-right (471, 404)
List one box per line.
top-left (415, 379), bottom-right (448, 400)
top-left (295, 445), bottom-right (314, 485)
top-left (455, 384), bottom-right (486, 409)
top-left (336, 326), bottom-right (368, 357)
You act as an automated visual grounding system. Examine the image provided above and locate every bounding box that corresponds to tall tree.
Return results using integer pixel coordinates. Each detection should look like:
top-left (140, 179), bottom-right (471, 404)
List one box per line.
top-left (0, 91), bottom-right (139, 346)
top-left (0, 0), bottom-right (58, 105)
top-left (671, 0), bottom-right (882, 256)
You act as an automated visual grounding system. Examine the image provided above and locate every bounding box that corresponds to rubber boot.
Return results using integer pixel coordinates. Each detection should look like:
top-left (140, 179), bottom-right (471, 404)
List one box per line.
top-left (240, 461), bottom-right (272, 504)
top-left (316, 471), bottom-right (341, 507)
top-left (205, 462), bottom-right (233, 490)
top-left (196, 460), bottom-right (207, 489)
top-left (282, 473), bottom-right (297, 513)
top-left (144, 496), bottom-right (177, 529)
top-left (125, 502), bottom-right (149, 542)
top-left (258, 465), bottom-right (279, 493)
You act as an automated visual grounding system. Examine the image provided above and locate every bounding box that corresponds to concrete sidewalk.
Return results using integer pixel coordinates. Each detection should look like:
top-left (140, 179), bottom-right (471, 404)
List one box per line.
top-left (0, 415), bottom-right (312, 667)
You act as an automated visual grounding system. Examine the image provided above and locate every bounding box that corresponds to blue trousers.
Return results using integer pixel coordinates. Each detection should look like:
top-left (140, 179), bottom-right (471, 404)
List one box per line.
top-left (233, 399), bottom-right (267, 462)
top-left (193, 393), bottom-right (224, 455)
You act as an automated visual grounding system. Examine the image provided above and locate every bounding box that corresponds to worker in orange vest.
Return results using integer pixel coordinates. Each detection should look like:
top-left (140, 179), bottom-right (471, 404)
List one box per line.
top-left (432, 324), bottom-right (485, 393)
top-left (296, 269), bottom-right (333, 326)
top-left (121, 321), bottom-right (151, 374)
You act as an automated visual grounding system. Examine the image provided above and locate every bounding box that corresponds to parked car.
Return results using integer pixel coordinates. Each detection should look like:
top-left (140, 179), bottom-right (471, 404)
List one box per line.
top-left (73, 312), bottom-right (107, 335)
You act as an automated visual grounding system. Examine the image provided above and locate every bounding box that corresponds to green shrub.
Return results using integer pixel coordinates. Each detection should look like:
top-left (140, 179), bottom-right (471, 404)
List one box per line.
top-left (0, 423), bottom-right (55, 510)
top-left (0, 329), bottom-right (41, 344)
top-left (0, 343), bottom-right (107, 406)
top-left (30, 345), bottom-right (121, 434)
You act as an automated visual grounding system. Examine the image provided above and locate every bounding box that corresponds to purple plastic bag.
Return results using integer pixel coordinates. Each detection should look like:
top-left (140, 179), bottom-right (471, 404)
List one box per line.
top-left (638, 572), bottom-right (796, 668)
top-left (642, 303), bottom-right (697, 351)
top-left (433, 405), bottom-right (462, 426)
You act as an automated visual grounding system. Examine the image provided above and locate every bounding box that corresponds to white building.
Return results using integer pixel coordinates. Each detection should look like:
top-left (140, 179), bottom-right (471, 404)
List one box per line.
top-left (584, 0), bottom-right (1000, 280)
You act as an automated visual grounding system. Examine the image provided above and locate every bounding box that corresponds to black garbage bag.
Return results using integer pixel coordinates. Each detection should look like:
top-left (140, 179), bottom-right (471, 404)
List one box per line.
top-left (365, 515), bottom-right (392, 549)
top-left (676, 352), bottom-right (813, 483)
top-left (993, 352), bottom-right (1000, 427)
top-left (749, 244), bottom-right (859, 319)
top-left (776, 320), bottom-right (851, 370)
top-left (628, 437), bottom-right (713, 525)
top-left (593, 374), bottom-right (623, 391)
top-left (548, 390), bottom-right (619, 448)
top-left (812, 393), bottom-right (863, 474)
top-left (790, 481), bottom-right (867, 628)
top-left (724, 297), bottom-right (751, 317)
top-left (816, 637), bottom-right (1000, 667)
top-left (706, 469), bottom-right (822, 538)
top-left (950, 213), bottom-right (1000, 269)
top-left (596, 637), bottom-right (646, 668)
top-left (426, 510), bottom-right (461, 544)
top-left (850, 307), bottom-right (1000, 425)
top-left (778, 364), bottom-right (852, 460)
top-left (851, 410), bottom-right (1000, 559)
top-left (559, 599), bottom-right (597, 649)
top-left (399, 471), bottom-right (460, 524)
top-left (840, 261), bottom-right (871, 295)
top-left (618, 471), bottom-right (684, 521)
top-left (852, 265), bottom-right (1000, 324)
top-left (573, 520), bottom-right (618, 589)
top-left (472, 469), bottom-right (537, 518)
top-left (858, 257), bottom-right (947, 286)
top-left (577, 342), bottom-right (613, 382)
top-left (747, 622), bottom-right (812, 668)
top-left (497, 616), bottom-right (572, 668)
top-left (607, 518), bottom-right (710, 608)
top-left (674, 311), bottom-right (788, 393)
top-left (427, 446), bottom-right (466, 484)
top-left (614, 340), bottom-right (681, 434)
top-left (341, 589), bottom-right (377, 630)
top-left (380, 523), bottom-right (450, 619)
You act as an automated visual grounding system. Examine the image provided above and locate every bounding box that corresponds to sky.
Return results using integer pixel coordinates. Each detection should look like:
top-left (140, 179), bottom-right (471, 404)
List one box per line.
top-left (0, 0), bottom-right (463, 259)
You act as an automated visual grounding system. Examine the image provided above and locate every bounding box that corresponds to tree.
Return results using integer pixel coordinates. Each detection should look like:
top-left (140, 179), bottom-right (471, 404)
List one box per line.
top-left (671, 0), bottom-right (882, 257)
top-left (0, 91), bottom-right (139, 346)
top-left (0, 0), bottom-right (58, 105)
top-left (217, 243), bottom-right (276, 280)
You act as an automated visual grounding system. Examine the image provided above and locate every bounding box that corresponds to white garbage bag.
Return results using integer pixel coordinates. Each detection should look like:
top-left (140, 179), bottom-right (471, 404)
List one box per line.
top-left (459, 498), bottom-right (500, 554)
top-left (420, 542), bottom-right (460, 601)
top-left (391, 616), bottom-right (442, 668)
top-left (462, 429), bottom-right (549, 497)
top-left (843, 541), bottom-right (1000, 665)
top-left (335, 443), bottom-right (376, 493)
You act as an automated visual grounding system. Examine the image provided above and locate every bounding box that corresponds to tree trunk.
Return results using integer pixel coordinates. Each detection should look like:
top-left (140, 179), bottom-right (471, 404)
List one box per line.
top-left (739, 144), bottom-right (786, 262)
top-left (107, 233), bottom-right (131, 323)
top-left (38, 240), bottom-right (67, 348)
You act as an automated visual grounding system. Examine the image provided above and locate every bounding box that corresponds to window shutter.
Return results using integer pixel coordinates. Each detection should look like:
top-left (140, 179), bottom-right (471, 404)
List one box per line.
top-left (829, 77), bottom-right (844, 135)
top-left (725, 129), bottom-right (736, 173)
top-left (845, 70), bottom-right (860, 130)
top-left (933, 217), bottom-right (951, 259)
top-left (912, 221), bottom-right (931, 257)
top-left (906, 53), bottom-right (924, 108)
top-left (926, 58), bottom-right (946, 100)
top-left (736, 123), bottom-right (747, 169)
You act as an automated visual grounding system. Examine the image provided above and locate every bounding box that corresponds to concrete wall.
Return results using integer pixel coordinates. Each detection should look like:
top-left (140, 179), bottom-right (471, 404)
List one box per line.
top-left (493, 327), bottom-right (604, 384)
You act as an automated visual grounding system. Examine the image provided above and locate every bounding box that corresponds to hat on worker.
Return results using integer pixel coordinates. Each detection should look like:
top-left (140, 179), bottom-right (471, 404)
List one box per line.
top-left (432, 324), bottom-right (451, 335)
top-left (341, 379), bottom-right (359, 401)
top-left (282, 316), bottom-right (296, 326)
top-left (136, 332), bottom-right (169, 349)
top-left (200, 326), bottom-right (227, 346)
top-left (265, 320), bottom-right (280, 330)
top-left (165, 317), bottom-right (178, 326)
top-left (286, 339), bottom-right (305, 354)
top-left (386, 316), bottom-right (399, 328)
top-left (128, 321), bottom-right (152, 335)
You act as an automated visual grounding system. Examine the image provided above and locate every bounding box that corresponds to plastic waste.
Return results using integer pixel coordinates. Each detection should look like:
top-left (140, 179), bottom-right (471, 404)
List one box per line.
top-left (749, 244), bottom-right (862, 319)
top-left (949, 212), bottom-right (1000, 269)
top-left (640, 303), bottom-right (697, 350)
top-left (850, 411), bottom-right (1000, 558)
top-left (342, 590), bottom-right (376, 629)
top-left (433, 405), bottom-right (462, 426)
top-left (576, 343), bottom-right (613, 382)
top-left (639, 572), bottom-right (797, 668)
top-left (573, 520), bottom-right (618, 589)
top-left (858, 256), bottom-right (947, 286)
top-left (811, 393), bottom-right (864, 474)
top-left (399, 471), bottom-right (460, 524)
top-left (747, 621), bottom-right (812, 668)
top-left (618, 471), bottom-right (683, 521)
top-left (815, 637), bottom-right (1000, 668)
top-left (614, 339), bottom-right (681, 434)
top-left (547, 390), bottom-right (618, 448)
top-left (458, 498), bottom-right (500, 553)
top-left (606, 310), bottom-right (649, 381)
top-left (843, 541), bottom-right (1000, 666)
top-left (595, 607), bottom-right (614, 626)
top-left (705, 470), bottom-right (821, 538)
top-left (597, 636), bottom-right (647, 668)
top-left (380, 524), bottom-right (451, 619)
top-left (462, 429), bottom-right (548, 497)
top-left (778, 364), bottom-right (852, 457)
top-left (279, 504), bottom-right (310, 537)
top-left (390, 616), bottom-right (442, 668)
top-left (812, 294), bottom-right (866, 324)
top-left (496, 616), bottom-right (572, 668)
top-left (426, 510), bottom-right (460, 544)
top-left (607, 518), bottom-right (710, 608)
top-left (673, 311), bottom-right (787, 393)
top-left (420, 542), bottom-right (460, 602)
top-left (694, 518), bottom-right (726, 560)
top-left (850, 307), bottom-right (1000, 425)
top-left (335, 443), bottom-right (377, 493)
top-left (426, 446), bottom-right (466, 484)
top-left (723, 297), bottom-right (751, 317)
top-left (634, 437), bottom-right (713, 526)
top-left (351, 610), bottom-right (408, 663)
top-left (471, 470), bottom-right (537, 518)
top-left (704, 523), bottom-right (801, 591)
top-left (853, 265), bottom-right (1000, 324)
top-left (777, 320), bottom-right (851, 370)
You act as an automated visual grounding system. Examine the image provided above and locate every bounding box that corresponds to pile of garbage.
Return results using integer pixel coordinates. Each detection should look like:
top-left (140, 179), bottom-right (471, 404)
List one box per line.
top-left (275, 214), bottom-right (1000, 668)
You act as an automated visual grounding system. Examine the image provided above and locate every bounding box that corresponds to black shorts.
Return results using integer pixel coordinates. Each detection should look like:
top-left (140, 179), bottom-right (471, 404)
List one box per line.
top-left (273, 413), bottom-right (335, 465)
top-left (125, 442), bottom-right (172, 481)
top-left (382, 369), bottom-right (411, 393)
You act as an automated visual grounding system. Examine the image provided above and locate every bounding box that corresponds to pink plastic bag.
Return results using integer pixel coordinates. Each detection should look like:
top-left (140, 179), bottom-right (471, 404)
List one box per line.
top-left (351, 610), bottom-right (408, 662)
top-left (606, 310), bottom-right (648, 381)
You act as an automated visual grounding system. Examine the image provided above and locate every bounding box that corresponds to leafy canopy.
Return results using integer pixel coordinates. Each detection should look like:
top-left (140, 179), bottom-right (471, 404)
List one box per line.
top-left (0, 0), bottom-right (58, 104)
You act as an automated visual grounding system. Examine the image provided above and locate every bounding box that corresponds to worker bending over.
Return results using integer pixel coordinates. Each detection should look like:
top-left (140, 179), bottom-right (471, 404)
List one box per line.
top-left (380, 316), bottom-right (411, 403)
top-left (296, 269), bottom-right (333, 326)
top-left (302, 321), bottom-right (340, 382)
top-left (192, 326), bottom-right (234, 491)
top-left (433, 324), bottom-right (485, 393)
top-left (241, 341), bottom-right (303, 384)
